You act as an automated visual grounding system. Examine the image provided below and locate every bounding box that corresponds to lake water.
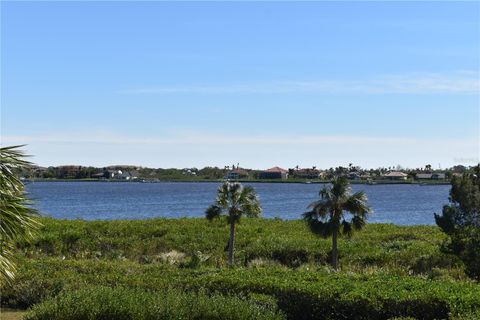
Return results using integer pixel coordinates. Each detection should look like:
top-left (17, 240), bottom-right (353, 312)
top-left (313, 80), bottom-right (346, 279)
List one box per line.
top-left (25, 181), bottom-right (450, 225)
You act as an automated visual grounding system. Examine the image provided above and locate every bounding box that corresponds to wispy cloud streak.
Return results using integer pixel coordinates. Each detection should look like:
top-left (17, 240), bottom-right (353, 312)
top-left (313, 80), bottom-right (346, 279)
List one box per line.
top-left (120, 71), bottom-right (479, 95)
top-left (2, 133), bottom-right (476, 148)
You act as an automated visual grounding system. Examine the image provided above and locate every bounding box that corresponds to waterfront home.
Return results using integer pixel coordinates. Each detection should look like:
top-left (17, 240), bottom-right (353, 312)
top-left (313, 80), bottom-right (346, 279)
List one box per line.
top-left (106, 170), bottom-right (132, 180)
top-left (383, 171), bottom-right (408, 180)
top-left (225, 168), bottom-right (249, 180)
top-left (259, 166), bottom-right (288, 179)
top-left (294, 168), bottom-right (323, 179)
top-left (416, 173), bottom-right (433, 180)
top-left (416, 173), bottom-right (446, 180)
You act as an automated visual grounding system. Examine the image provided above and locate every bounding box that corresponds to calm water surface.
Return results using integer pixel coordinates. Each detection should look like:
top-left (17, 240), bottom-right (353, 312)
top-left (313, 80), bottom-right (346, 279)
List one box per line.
top-left (26, 182), bottom-right (450, 225)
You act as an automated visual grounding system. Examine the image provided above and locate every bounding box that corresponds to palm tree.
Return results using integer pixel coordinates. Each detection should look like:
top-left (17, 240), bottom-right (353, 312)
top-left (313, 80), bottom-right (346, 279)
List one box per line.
top-left (303, 177), bottom-right (371, 270)
top-left (206, 182), bottom-right (261, 266)
top-left (0, 146), bottom-right (39, 283)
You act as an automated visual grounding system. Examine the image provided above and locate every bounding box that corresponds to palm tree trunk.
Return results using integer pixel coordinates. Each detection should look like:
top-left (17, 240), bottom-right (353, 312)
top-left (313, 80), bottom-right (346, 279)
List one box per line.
top-left (228, 221), bottom-right (236, 266)
top-left (332, 228), bottom-right (338, 270)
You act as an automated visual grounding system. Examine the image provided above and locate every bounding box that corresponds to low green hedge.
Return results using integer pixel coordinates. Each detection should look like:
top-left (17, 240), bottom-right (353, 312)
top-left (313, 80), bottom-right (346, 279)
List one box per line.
top-left (4, 258), bottom-right (479, 319)
top-left (24, 286), bottom-right (285, 320)
top-left (188, 268), bottom-right (480, 320)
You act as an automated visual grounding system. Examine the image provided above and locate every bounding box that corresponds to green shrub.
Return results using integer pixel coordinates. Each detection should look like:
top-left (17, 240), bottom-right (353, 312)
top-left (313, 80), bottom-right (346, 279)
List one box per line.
top-left (33, 234), bottom-right (57, 255)
top-left (410, 253), bottom-right (460, 274)
top-left (435, 167), bottom-right (480, 281)
top-left (17, 218), bottom-right (446, 273)
top-left (60, 230), bottom-right (82, 254)
top-left (24, 287), bottom-right (285, 320)
top-left (191, 268), bottom-right (478, 320)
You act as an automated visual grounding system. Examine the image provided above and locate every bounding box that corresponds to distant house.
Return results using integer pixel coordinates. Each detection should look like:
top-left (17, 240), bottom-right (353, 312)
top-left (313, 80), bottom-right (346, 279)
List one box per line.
top-left (294, 168), bottom-right (322, 179)
top-left (416, 173), bottom-right (433, 180)
top-left (106, 170), bottom-right (131, 180)
top-left (129, 170), bottom-right (140, 180)
top-left (259, 167), bottom-right (288, 179)
top-left (106, 170), bottom-right (120, 179)
top-left (226, 168), bottom-right (249, 180)
top-left (432, 173), bottom-right (446, 180)
top-left (118, 171), bottom-right (132, 180)
top-left (417, 173), bottom-right (446, 180)
top-left (383, 171), bottom-right (408, 180)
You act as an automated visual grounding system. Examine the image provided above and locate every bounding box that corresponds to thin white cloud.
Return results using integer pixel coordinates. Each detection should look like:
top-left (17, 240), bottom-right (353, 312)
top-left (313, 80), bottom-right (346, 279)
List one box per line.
top-left (120, 71), bottom-right (479, 95)
top-left (2, 132), bottom-right (476, 147)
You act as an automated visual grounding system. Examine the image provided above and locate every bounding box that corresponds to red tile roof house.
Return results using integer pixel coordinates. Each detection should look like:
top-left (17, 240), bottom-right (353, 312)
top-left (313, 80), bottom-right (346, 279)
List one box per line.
top-left (259, 166), bottom-right (289, 179)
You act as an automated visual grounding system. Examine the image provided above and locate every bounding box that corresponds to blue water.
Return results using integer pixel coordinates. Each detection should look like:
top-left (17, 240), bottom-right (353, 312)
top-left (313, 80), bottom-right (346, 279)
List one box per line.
top-left (25, 182), bottom-right (450, 225)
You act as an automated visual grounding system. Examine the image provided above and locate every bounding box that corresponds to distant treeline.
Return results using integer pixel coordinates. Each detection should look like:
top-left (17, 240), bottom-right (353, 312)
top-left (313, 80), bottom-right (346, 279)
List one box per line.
top-left (15, 163), bottom-right (474, 181)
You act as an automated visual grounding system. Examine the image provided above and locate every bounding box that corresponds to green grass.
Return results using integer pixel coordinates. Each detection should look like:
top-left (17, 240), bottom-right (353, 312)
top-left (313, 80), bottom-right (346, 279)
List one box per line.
top-left (18, 217), bottom-right (454, 274)
top-left (3, 218), bottom-right (479, 319)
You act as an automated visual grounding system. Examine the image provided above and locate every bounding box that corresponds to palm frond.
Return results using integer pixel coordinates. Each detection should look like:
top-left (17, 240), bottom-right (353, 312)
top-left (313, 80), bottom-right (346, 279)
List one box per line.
top-left (304, 177), bottom-right (371, 238)
top-left (331, 177), bottom-right (350, 199)
top-left (304, 215), bottom-right (335, 238)
top-left (343, 191), bottom-right (371, 218)
top-left (239, 186), bottom-right (262, 218)
top-left (206, 182), bottom-right (261, 222)
top-left (351, 215), bottom-right (366, 230)
top-left (306, 199), bottom-right (331, 219)
top-left (0, 145), bottom-right (40, 284)
top-left (205, 205), bottom-right (222, 220)
top-left (341, 220), bottom-right (353, 237)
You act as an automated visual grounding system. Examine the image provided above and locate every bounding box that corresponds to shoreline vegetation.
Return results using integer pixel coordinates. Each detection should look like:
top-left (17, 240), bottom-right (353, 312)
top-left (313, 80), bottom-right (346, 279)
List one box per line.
top-left (23, 177), bottom-right (451, 185)
top-left (2, 217), bottom-right (480, 319)
top-left (17, 164), bottom-right (467, 186)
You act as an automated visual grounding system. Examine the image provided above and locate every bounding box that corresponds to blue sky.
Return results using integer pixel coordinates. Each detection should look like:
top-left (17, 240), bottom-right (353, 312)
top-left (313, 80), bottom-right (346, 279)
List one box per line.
top-left (1, 1), bottom-right (479, 169)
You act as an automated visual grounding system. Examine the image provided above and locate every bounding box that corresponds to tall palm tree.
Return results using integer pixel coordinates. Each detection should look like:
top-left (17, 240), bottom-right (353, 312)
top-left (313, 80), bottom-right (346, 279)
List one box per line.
top-left (303, 177), bottom-right (371, 270)
top-left (206, 182), bottom-right (261, 266)
top-left (0, 146), bottom-right (39, 283)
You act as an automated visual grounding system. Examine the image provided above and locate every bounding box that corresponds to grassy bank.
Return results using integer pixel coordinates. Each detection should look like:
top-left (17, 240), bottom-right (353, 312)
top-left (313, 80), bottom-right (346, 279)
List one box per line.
top-left (3, 218), bottom-right (479, 319)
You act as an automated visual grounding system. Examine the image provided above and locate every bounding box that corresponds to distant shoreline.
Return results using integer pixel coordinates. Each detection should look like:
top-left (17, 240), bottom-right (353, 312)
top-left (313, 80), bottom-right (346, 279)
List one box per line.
top-left (24, 178), bottom-right (451, 185)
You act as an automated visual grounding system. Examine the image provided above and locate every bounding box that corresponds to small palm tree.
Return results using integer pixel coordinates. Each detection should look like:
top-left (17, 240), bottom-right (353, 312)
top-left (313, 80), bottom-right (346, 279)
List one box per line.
top-left (206, 182), bottom-right (261, 266)
top-left (0, 145), bottom-right (39, 283)
top-left (303, 177), bottom-right (371, 270)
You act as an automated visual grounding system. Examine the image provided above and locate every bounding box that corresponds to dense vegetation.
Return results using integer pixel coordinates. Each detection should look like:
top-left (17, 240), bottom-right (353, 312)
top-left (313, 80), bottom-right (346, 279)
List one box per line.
top-left (435, 165), bottom-right (480, 280)
top-left (24, 287), bottom-right (283, 320)
top-left (2, 217), bottom-right (479, 319)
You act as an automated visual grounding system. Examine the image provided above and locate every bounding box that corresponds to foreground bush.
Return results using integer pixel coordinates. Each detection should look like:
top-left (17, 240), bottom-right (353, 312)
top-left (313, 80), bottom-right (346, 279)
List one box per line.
top-left (191, 268), bottom-right (480, 320)
top-left (24, 286), bottom-right (284, 320)
top-left (435, 166), bottom-right (480, 280)
top-left (4, 258), bottom-right (479, 319)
